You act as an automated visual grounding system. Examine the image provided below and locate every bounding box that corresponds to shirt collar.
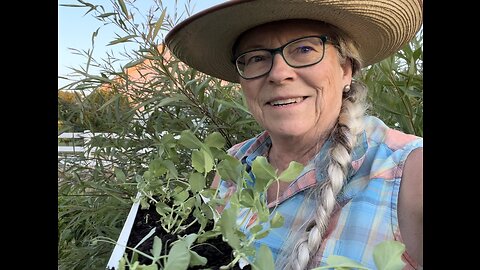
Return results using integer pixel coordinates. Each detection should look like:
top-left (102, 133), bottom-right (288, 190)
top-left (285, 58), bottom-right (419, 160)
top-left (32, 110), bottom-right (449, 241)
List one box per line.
top-left (239, 130), bottom-right (368, 184)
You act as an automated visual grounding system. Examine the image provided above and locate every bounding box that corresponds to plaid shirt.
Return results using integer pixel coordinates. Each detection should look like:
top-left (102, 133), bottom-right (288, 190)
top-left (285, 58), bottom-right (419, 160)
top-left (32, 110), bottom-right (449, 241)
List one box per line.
top-left (217, 116), bottom-right (423, 269)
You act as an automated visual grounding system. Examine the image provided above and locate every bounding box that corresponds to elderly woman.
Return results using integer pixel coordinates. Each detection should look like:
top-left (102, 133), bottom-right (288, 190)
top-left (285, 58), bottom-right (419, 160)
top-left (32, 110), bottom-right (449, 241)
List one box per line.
top-left (166, 0), bottom-right (423, 269)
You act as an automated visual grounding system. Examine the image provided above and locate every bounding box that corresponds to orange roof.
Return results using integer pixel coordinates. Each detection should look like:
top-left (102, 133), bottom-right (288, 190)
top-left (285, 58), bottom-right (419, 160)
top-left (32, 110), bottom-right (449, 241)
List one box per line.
top-left (97, 44), bottom-right (233, 110)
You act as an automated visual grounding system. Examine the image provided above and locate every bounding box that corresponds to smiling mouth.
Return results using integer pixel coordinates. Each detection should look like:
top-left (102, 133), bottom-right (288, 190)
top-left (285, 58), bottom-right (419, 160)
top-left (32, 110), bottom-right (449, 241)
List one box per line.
top-left (268, 97), bottom-right (307, 106)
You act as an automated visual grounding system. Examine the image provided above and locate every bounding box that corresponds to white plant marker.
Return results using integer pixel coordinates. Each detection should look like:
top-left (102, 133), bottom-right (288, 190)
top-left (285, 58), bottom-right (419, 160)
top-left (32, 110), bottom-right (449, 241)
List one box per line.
top-left (106, 192), bottom-right (141, 269)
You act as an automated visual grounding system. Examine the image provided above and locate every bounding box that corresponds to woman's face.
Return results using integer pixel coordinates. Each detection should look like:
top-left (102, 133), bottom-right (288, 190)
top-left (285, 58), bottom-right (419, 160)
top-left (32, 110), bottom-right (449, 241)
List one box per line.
top-left (236, 20), bottom-right (352, 140)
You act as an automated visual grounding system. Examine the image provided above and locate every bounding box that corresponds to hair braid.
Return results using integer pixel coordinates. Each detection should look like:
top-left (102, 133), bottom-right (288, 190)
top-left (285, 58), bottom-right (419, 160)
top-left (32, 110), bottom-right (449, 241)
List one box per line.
top-left (282, 82), bottom-right (367, 270)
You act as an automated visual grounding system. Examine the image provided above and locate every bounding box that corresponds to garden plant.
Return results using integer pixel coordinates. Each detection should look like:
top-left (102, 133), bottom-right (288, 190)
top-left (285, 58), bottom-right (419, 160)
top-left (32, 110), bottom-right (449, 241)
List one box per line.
top-left (58, 1), bottom-right (422, 269)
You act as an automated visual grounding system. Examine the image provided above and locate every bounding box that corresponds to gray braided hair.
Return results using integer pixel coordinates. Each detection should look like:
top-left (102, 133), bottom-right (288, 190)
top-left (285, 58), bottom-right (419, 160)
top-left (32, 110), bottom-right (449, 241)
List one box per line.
top-left (276, 24), bottom-right (368, 270)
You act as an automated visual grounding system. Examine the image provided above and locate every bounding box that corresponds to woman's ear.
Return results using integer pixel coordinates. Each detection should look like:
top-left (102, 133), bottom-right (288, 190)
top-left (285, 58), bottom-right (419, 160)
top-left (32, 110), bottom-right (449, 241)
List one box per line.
top-left (341, 58), bottom-right (353, 82)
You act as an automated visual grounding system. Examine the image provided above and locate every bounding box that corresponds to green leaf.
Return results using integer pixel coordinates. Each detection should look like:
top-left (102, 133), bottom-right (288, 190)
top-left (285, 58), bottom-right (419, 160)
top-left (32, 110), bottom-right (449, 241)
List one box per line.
top-left (200, 203), bottom-right (214, 220)
top-left (114, 167), bottom-right (126, 182)
top-left (218, 206), bottom-right (241, 250)
top-left (59, 4), bottom-right (84, 7)
top-left (179, 130), bottom-right (203, 149)
top-left (372, 240), bottom-right (406, 270)
top-left (189, 172), bottom-right (206, 193)
top-left (189, 250), bottom-right (207, 267)
top-left (252, 245), bottom-right (275, 270)
top-left (173, 190), bottom-right (189, 203)
top-left (157, 96), bottom-right (187, 107)
top-left (278, 161), bottom-right (304, 182)
top-left (217, 155), bottom-right (243, 183)
top-left (249, 224), bottom-right (263, 234)
top-left (97, 12), bottom-right (117, 18)
top-left (161, 133), bottom-right (176, 144)
top-left (413, 46), bottom-right (422, 60)
top-left (204, 132), bottom-right (226, 149)
top-left (200, 188), bottom-right (216, 199)
top-left (162, 160), bottom-right (178, 179)
top-left (117, 0), bottom-right (128, 17)
top-left (210, 147), bottom-right (229, 160)
top-left (137, 264), bottom-right (158, 270)
top-left (215, 98), bottom-right (252, 114)
top-left (164, 240), bottom-right (190, 270)
top-left (240, 188), bottom-right (255, 207)
top-left (191, 149), bottom-right (214, 173)
top-left (403, 87), bottom-right (423, 98)
top-left (97, 93), bottom-right (121, 111)
top-left (251, 156), bottom-right (276, 192)
top-left (270, 212), bottom-right (284, 228)
top-left (118, 258), bottom-right (126, 270)
top-left (155, 201), bottom-right (171, 217)
top-left (252, 156), bottom-right (276, 179)
top-left (123, 58), bottom-right (144, 69)
top-left (149, 159), bottom-right (167, 177)
top-left (151, 236), bottom-right (162, 259)
top-left (183, 197), bottom-right (195, 212)
top-left (255, 230), bottom-right (270, 240)
top-left (108, 35), bottom-right (136, 45)
top-left (311, 255), bottom-right (371, 270)
top-left (327, 255), bottom-right (369, 268)
top-left (182, 233), bottom-right (198, 248)
top-left (133, 228), bottom-right (156, 249)
top-left (255, 199), bottom-right (270, 223)
top-left (197, 230), bottom-right (221, 243)
top-left (194, 78), bottom-right (211, 103)
top-left (152, 9), bottom-right (166, 40)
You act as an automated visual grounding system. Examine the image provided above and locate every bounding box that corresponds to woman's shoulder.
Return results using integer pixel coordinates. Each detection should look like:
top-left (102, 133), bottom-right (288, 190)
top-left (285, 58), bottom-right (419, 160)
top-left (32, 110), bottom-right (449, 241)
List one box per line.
top-left (351, 116), bottom-right (422, 179)
top-left (363, 115), bottom-right (422, 151)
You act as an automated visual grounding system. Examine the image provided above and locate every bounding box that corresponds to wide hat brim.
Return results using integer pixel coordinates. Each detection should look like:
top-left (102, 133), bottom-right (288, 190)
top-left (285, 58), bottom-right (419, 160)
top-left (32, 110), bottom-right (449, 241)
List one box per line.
top-left (165, 0), bottom-right (423, 83)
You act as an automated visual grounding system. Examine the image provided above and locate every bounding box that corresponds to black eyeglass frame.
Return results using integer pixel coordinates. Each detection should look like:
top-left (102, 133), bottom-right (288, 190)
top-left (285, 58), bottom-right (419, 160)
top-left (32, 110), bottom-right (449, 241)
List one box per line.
top-left (233, 35), bottom-right (338, 80)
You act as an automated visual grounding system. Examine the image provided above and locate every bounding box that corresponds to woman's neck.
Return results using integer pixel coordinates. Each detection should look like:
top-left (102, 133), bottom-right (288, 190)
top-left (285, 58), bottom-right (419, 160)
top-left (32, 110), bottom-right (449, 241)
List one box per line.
top-left (267, 133), bottom-right (328, 173)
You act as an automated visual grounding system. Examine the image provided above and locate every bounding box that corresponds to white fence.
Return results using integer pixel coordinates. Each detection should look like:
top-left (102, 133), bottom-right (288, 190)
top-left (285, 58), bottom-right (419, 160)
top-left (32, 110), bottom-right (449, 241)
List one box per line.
top-left (58, 131), bottom-right (123, 170)
top-left (58, 131), bottom-right (119, 156)
top-left (58, 131), bottom-right (155, 170)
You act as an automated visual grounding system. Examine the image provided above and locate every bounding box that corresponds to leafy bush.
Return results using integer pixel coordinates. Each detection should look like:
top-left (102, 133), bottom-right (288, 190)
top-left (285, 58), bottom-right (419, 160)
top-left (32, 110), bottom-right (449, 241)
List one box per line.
top-left (360, 29), bottom-right (423, 136)
top-left (58, 90), bottom-right (84, 132)
top-left (58, 1), bottom-right (260, 269)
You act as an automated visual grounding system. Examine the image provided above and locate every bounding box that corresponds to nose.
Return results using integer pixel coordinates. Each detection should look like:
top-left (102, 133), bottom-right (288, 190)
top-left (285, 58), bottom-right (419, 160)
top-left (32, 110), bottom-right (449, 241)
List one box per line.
top-left (268, 53), bottom-right (295, 84)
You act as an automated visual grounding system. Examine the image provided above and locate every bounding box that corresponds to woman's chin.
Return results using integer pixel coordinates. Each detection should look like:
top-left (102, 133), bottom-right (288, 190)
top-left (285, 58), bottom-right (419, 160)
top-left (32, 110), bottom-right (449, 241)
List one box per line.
top-left (267, 124), bottom-right (310, 138)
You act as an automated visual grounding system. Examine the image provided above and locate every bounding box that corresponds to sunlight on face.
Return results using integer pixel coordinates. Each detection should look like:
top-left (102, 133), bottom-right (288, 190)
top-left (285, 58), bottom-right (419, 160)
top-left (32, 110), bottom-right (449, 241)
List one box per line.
top-left (236, 20), bottom-right (353, 141)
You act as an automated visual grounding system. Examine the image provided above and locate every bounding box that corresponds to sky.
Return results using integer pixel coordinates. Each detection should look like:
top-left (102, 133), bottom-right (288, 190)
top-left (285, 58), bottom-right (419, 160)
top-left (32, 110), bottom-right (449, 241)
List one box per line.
top-left (58, 0), bottom-right (223, 89)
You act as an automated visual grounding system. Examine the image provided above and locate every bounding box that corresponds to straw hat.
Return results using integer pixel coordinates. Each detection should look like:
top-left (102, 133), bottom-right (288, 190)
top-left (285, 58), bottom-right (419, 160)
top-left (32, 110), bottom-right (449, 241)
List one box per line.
top-left (165, 0), bottom-right (423, 83)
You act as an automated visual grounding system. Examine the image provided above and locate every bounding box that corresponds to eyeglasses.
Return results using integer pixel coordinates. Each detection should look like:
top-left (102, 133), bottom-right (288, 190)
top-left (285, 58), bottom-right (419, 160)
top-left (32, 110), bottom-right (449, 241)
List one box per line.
top-left (234, 35), bottom-right (337, 80)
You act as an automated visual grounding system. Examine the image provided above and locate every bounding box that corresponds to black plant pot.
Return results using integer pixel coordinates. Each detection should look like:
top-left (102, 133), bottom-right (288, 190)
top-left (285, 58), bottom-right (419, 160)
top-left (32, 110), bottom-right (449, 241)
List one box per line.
top-left (106, 194), bottom-right (250, 270)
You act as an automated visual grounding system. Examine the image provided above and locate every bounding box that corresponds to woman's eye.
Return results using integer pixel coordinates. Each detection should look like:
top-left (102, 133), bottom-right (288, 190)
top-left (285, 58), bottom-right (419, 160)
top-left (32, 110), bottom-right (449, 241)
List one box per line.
top-left (247, 55), bottom-right (265, 64)
top-left (297, 46), bottom-right (313, 53)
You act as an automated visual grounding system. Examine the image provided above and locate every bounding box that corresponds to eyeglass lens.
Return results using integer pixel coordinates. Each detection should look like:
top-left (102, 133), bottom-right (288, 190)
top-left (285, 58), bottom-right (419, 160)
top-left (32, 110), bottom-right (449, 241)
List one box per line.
top-left (235, 36), bottom-right (326, 79)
